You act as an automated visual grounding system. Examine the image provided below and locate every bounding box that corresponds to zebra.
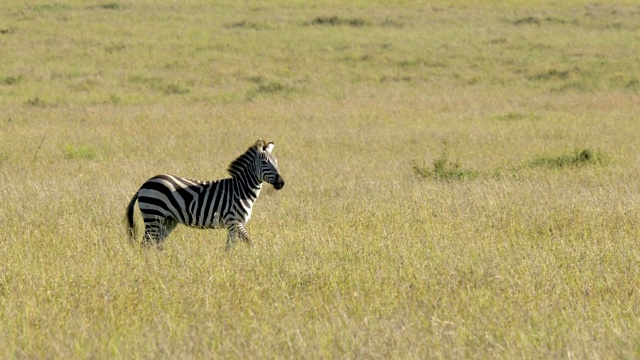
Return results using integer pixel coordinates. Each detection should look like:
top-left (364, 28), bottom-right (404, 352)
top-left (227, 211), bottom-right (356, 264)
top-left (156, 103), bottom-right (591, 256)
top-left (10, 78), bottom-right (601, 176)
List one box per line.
top-left (125, 139), bottom-right (285, 250)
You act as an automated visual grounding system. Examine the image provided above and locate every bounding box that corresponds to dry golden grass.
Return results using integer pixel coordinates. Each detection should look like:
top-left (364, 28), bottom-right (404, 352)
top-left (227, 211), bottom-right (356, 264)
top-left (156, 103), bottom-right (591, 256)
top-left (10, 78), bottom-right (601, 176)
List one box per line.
top-left (1, 0), bottom-right (639, 358)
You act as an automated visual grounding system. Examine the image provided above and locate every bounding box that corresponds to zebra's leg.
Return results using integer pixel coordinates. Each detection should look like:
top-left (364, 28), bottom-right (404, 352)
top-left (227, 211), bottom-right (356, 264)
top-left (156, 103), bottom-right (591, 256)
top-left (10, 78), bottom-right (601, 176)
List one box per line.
top-left (226, 223), bottom-right (253, 251)
top-left (143, 217), bottom-right (177, 246)
top-left (158, 219), bottom-right (177, 244)
top-left (225, 228), bottom-right (237, 251)
top-left (237, 224), bottom-right (253, 247)
top-left (143, 224), bottom-right (162, 246)
top-left (142, 214), bottom-right (162, 245)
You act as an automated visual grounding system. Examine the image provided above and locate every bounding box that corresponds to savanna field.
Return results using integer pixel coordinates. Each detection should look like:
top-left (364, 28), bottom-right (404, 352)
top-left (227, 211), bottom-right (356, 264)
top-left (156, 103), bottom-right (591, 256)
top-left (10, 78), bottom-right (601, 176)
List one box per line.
top-left (1, 0), bottom-right (639, 358)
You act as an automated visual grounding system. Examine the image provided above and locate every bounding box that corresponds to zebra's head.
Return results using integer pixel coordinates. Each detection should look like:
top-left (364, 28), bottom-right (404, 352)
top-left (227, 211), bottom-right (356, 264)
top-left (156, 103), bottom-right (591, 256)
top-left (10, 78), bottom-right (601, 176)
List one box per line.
top-left (255, 139), bottom-right (285, 190)
top-left (229, 140), bottom-right (285, 190)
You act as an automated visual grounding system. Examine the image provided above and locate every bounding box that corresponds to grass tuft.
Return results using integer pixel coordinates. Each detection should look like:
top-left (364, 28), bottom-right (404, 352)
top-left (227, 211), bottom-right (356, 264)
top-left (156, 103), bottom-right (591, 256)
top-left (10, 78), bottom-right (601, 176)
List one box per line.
top-left (380, 18), bottom-right (403, 28)
top-left (527, 69), bottom-right (571, 81)
top-left (31, 3), bottom-right (70, 12)
top-left (1, 75), bottom-right (22, 85)
top-left (245, 81), bottom-right (294, 100)
top-left (513, 16), bottom-right (540, 25)
top-left (414, 143), bottom-right (478, 180)
top-left (527, 148), bottom-right (607, 168)
top-left (610, 74), bottom-right (640, 91)
top-left (62, 144), bottom-right (98, 160)
top-left (225, 20), bottom-right (268, 30)
top-left (26, 96), bottom-right (46, 107)
top-left (307, 16), bottom-right (367, 27)
top-left (493, 111), bottom-right (541, 122)
top-left (95, 3), bottom-right (122, 10)
top-left (164, 83), bottom-right (190, 95)
top-left (104, 43), bottom-right (126, 53)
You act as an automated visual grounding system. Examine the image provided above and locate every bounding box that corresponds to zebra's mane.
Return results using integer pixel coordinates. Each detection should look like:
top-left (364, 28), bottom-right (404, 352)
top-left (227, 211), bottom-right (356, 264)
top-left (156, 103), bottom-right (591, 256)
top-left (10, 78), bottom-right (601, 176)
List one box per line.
top-left (227, 145), bottom-right (260, 178)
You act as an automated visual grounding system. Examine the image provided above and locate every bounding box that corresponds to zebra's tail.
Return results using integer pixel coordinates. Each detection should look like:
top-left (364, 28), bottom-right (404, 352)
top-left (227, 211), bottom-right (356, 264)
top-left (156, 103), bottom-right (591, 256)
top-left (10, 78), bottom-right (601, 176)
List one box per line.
top-left (125, 192), bottom-right (138, 241)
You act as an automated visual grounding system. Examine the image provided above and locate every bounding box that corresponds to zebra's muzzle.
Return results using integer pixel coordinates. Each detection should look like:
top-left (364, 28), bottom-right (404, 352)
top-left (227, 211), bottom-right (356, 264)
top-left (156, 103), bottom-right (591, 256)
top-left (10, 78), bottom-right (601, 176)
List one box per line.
top-left (273, 176), bottom-right (285, 190)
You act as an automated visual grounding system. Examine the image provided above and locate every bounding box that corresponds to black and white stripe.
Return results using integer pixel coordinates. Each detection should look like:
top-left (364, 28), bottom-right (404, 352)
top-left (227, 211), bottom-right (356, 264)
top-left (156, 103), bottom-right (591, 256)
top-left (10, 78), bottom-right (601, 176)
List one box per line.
top-left (126, 139), bottom-right (285, 249)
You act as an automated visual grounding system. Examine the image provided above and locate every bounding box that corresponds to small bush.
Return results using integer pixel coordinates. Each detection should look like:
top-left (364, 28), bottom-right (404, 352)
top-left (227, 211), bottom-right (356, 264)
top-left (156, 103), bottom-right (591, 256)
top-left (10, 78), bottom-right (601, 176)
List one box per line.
top-left (414, 143), bottom-right (478, 180)
top-left (528, 148), bottom-right (607, 168)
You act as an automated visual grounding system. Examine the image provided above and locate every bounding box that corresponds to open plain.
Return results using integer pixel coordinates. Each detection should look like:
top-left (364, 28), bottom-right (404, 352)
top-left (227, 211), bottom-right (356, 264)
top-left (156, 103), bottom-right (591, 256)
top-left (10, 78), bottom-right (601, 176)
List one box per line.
top-left (1, 1), bottom-right (639, 358)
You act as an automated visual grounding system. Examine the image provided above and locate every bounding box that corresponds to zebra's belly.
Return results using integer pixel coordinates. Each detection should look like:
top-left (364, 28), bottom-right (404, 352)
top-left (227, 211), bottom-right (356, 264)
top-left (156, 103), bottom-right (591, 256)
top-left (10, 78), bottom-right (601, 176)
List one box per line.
top-left (202, 214), bottom-right (249, 229)
top-left (207, 215), bottom-right (224, 229)
top-left (191, 211), bottom-right (247, 229)
top-left (191, 211), bottom-right (225, 229)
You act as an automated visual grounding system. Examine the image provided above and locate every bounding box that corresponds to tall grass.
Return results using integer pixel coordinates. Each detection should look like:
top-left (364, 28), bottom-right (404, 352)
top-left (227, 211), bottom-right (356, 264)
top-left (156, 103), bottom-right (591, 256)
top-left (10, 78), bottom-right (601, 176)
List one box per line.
top-left (1, 0), bottom-right (639, 358)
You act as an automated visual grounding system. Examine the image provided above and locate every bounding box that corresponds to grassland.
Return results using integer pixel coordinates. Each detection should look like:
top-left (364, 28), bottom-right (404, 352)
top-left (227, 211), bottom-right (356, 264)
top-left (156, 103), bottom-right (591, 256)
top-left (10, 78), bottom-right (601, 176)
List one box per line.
top-left (1, 0), bottom-right (639, 358)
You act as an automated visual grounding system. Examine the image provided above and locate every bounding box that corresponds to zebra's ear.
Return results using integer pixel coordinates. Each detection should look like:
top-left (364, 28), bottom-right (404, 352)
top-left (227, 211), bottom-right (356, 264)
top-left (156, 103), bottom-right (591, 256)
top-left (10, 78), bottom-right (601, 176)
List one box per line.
top-left (265, 142), bottom-right (275, 154)
top-left (255, 139), bottom-right (265, 151)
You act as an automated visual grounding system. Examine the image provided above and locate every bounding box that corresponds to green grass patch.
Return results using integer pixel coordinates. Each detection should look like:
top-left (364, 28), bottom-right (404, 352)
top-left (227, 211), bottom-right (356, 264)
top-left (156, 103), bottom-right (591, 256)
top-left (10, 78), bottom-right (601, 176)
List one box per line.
top-left (610, 74), bottom-right (640, 91)
top-left (104, 43), bottom-right (126, 54)
top-left (245, 81), bottom-right (295, 101)
top-left (128, 75), bottom-right (190, 96)
top-left (414, 143), bottom-right (478, 180)
top-left (26, 96), bottom-right (46, 107)
top-left (306, 16), bottom-right (368, 27)
top-left (163, 82), bottom-right (190, 95)
top-left (527, 68), bottom-right (571, 82)
top-left (492, 111), bottom-right (541, 122)
top-left (62, 144), bottom-right (98, 160)
top-left (528, 148), bottom-right (607, 168)
top-left (30, 3), bottom-right (70, 12)
top-left (1, 75), bottom-right (22, 85)
top-left (225, 20), bottom-right (270, 30)
top-left (513, 16), bottom-right (541, 26)
top-left (128, 74), bottom-right (163, 87)
top-left (94, 2), bottom-right (122, 10)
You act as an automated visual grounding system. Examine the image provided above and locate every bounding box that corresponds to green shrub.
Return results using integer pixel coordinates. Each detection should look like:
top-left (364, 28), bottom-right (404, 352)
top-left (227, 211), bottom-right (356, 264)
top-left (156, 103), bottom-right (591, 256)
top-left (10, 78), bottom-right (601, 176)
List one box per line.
top-left (414, 143), bottom-right (478, 180)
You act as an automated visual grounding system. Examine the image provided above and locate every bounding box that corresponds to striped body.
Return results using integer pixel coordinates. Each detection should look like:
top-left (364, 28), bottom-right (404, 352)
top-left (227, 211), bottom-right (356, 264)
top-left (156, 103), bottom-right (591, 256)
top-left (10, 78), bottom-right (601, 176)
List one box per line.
top-left (126, 140), bottom-right (284, 249)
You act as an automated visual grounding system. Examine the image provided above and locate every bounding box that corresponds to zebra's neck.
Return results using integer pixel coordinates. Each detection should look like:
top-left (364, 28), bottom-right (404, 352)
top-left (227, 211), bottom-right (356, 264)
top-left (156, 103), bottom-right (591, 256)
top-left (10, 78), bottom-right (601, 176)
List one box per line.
top-left (230, 170), bottom-right (262, 202)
